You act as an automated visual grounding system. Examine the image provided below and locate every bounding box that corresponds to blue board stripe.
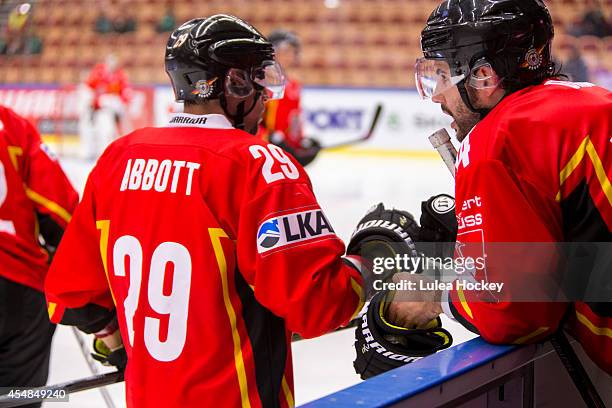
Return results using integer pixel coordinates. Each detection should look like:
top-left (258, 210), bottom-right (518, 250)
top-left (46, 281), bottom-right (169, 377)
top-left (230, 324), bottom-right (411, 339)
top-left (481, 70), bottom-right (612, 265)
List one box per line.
top-left (301, 338), bottom-right (516, 407)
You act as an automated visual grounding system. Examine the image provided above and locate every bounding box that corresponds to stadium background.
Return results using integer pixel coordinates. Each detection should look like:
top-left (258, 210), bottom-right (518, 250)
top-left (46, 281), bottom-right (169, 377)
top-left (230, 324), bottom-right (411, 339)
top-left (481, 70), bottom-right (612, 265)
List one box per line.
top-left (0, 1), bottom-right (610, 406)
top-left (0, 0), bottom-right (610, 156)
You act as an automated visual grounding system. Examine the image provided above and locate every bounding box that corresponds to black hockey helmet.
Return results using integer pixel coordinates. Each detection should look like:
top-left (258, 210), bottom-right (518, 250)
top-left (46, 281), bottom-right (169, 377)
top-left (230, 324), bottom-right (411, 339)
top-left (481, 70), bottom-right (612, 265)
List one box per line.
top-left (417, 0), bottom-right (554, 110)
top-left (165, 15), bottom-right (285, 103)
top-left (268, 29), bottom-right (301, 50)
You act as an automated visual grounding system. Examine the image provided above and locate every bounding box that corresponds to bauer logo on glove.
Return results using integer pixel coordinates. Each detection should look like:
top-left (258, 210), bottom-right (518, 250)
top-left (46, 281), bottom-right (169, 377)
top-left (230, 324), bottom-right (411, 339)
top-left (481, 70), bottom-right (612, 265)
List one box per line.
top-left (353, 291), bottom-right (452, 380)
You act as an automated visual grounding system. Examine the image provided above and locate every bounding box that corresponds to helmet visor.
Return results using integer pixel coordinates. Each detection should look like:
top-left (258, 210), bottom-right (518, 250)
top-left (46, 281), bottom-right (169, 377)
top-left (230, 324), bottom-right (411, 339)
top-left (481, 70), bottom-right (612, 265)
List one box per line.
top-left (252, 60), bottom-right (286, 100)
top-left (415, 58), bottom-right (465, 100)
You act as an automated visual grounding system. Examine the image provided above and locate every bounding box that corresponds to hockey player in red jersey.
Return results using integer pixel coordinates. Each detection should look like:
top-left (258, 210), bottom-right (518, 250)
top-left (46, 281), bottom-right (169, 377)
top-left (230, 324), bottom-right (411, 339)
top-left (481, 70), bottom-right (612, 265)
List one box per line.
top-left (353, 0), bottom-right (611, 399)
top-left (81, 54), bottom-right (132, 160)
top-left (258, 29), bottom-right (321, 166)
top-left (0, 106), bottom-right (78, 405)
top-left (42, 15), bottom-right (417, 407)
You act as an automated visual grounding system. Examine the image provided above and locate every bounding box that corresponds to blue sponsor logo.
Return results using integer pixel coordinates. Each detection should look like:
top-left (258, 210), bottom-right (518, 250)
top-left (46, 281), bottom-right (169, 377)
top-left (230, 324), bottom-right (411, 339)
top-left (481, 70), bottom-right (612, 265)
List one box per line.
top-left (306, 109), bottom-right (363, 131)
top-left (256, 209), bottom-right (335, 254)
top-left (257, 219), bottom-right (281, 249)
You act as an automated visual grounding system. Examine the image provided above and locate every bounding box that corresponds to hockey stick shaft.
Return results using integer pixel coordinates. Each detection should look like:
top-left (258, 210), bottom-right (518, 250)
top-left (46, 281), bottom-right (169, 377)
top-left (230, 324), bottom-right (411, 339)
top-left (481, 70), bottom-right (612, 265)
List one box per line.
top-left (0, 371), bottom-right (123, 408)
top-left (429, 128), bottom-right (605, 408)
top-left (323, 103), bottom-right (383, 149)
top-left (71, 327), bottom-right (117, 408)
top-left (0, 322), bottom-right (353, 407)
top-left (550, 330), bottom-right (606, 408)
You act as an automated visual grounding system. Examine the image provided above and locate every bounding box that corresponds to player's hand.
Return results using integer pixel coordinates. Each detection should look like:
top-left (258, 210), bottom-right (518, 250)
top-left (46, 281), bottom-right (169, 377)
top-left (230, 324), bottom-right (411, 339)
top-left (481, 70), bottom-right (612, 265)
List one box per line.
top-left (385, 273), bottom-right (443, 328)
top-left (353, 290), bottom-right (452, 379)
top-left (295, 137), bottom-right (321, 166)
top-left (92, 338), bottom-right (127, 371)
top-left (419, 194), bottom-right (457, 243)
top-left (346, 204), bottom-right (420, 297)
top-left (347, 203), bottom-right (419, 262)
top-left (90, 318), bottom-right (127, 371)
top-left (418, 194), bottom-right (457, 260)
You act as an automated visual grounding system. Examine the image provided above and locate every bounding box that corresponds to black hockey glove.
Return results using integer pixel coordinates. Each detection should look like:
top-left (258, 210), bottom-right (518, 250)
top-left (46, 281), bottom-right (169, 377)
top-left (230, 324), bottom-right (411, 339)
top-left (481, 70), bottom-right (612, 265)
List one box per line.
top-left (90, 317), bottom-right (127, 371)
top-left (294, 137), bottom-right (321, 167)
top-left (418, 194), bottom-right (457, 259)
top-left (353, 291), bottom-right (453, 380)
top-left (346, 203), bottom-right (420, 297)
top-left (92, 339), bottom-right (127, 371)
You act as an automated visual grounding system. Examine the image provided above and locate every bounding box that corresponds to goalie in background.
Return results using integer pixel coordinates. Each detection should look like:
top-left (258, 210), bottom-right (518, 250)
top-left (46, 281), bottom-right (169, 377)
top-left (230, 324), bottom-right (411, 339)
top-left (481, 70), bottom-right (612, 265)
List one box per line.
top-left (258, 29), bottom-right (322, 167)
top-left (78, 53), bottom-right (132, 161)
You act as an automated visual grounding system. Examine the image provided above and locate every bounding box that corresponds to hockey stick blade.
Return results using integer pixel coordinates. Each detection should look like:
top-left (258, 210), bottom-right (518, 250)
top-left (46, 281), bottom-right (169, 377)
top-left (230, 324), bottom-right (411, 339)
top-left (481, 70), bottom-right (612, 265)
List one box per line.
top-left (324, 103), bottom-right (383, 149)
top-left (0, 371), bottom-right (123, 408)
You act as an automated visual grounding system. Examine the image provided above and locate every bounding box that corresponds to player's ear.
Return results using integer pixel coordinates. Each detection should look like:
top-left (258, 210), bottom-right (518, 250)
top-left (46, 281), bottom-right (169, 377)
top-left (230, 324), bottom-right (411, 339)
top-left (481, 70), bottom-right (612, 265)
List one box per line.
top-left (475, 65), bottom-right (498, 84)
top-left (468, 62), bottom-right (502, 97)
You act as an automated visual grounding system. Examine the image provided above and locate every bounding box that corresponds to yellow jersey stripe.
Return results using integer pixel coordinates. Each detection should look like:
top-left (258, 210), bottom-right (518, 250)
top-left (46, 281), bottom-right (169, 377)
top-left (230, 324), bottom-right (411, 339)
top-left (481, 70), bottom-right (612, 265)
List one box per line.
top-left (281, 376), bottom-right (294, 408)
top-left (456, 286), bottom-right (474, 319)
top-left (556, 135), bottom-right (612, 204)
top-left (513, 327), bottom-right (550, 344)
top-left (559, 136), bottom-right (590, 186)
top-left (585, 140), bottom-right (612, 207)
top-left (349, 277), bottom-right (365, 321)
top-left (576, 311), bottom-right (612, 339)
top-left (7, 146), bottom-right (23, 170)
top-left (47, 302), bottom-right (57, 320)
top-left (96, 220), bottom-right (116, 305)
top-left (25, 187), bottom-right (71, 223)
top-left (209, 228), bottom-right (251, 408)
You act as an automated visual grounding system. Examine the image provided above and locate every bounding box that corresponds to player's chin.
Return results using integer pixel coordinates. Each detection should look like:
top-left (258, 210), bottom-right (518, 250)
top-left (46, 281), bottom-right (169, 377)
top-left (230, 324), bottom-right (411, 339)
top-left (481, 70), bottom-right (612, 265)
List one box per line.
top-left (455, 126), bottom-right (470, 142)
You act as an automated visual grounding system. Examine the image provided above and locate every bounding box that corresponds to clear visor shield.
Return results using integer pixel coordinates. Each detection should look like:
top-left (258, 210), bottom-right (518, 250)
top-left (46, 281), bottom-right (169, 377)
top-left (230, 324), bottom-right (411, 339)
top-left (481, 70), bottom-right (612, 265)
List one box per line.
top-left (415, 58), bottom-right (465, 100)
top-left (252, 60), bottom-right (286, 100)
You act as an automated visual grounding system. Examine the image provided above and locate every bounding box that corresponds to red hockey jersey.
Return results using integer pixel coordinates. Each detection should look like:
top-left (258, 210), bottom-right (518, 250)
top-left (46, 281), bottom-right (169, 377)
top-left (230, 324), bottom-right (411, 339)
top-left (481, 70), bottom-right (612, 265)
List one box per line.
top-left (443, 80), bottom-right (612, 374)
top-left (259, 77), bottom-right (304, 150)
top-left (0, 106), bottom-right (78, 292)
top-left (86, 63), bottom-right (131, 110)
top-left (45, 113), bottom-right (363, 407)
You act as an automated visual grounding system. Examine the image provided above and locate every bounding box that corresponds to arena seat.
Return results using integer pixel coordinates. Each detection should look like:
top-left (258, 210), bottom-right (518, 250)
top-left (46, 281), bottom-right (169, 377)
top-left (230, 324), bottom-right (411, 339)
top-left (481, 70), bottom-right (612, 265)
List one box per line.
top-left (0, 0), bottom-right (607, 87)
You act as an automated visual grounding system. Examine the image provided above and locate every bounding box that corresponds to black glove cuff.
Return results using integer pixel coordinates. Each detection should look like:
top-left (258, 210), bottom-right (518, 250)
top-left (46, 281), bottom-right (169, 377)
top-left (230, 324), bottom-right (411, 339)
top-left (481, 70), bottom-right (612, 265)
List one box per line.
top-left (353, 291), bottom-right (453, 379)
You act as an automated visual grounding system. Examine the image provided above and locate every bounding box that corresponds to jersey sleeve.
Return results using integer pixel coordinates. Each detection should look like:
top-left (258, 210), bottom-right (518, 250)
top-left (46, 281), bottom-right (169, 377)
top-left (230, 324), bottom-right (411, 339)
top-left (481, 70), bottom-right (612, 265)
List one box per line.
top-left (235, 146), bottom-right (364, 338)
top-left (45, 167), bottom-right (115, 328)
top-left (444, 158), bottom-right (568, 344)
top-left (15, 114), bottom-right (79, 229)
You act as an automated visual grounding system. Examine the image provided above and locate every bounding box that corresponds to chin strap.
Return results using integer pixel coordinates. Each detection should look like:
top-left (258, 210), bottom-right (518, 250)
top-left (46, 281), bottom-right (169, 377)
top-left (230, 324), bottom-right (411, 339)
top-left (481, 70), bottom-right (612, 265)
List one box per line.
top-left (219, 90), bottom-right (262, 134)
top-left (456, 80), bottom-right (490, 120)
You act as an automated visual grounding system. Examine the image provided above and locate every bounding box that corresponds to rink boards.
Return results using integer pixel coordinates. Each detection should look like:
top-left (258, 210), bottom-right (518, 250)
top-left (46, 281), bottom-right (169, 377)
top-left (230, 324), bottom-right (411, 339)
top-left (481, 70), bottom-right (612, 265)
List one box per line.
top-left (303, 336), bottom-right (597, 408)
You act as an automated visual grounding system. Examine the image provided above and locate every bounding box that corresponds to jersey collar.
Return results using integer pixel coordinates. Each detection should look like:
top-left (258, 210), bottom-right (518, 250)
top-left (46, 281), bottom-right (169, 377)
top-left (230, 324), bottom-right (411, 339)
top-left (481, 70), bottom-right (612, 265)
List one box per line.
top-left (167, 113), bottom-right (234, 129)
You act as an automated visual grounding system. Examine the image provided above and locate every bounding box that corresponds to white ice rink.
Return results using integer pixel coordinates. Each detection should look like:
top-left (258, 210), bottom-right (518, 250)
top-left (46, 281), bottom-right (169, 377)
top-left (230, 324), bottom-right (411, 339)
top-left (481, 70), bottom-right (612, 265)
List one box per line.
top-left (46, 151), bottom-right (476, 407)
